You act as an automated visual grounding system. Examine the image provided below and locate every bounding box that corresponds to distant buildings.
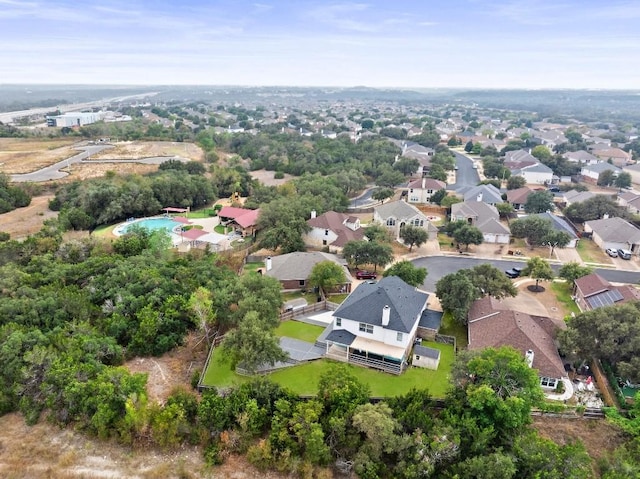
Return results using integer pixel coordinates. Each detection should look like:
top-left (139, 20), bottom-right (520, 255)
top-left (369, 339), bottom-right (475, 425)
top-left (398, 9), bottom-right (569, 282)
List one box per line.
top-left (46, 112), bottom-right (104, 127)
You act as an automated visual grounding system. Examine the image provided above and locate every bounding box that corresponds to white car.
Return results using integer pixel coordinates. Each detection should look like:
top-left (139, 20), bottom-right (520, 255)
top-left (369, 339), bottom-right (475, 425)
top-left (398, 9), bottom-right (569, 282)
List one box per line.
top-left (606, 248), bottom-right (618, 258)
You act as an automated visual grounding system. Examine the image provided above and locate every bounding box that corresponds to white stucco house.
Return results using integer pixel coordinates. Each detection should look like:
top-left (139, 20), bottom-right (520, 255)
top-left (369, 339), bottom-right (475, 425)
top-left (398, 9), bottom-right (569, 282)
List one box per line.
top-left (304, 210), bottom-right (364, 251)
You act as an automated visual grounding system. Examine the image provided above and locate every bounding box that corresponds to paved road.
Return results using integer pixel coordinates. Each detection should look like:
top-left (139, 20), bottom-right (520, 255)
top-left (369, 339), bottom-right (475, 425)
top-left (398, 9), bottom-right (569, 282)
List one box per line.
top-left (413, 255), bottom-right (640, 292)
top-left (11, 145), bottom-right (188, 182)
top-left (448, 151), bottom-right (479, 192)
top-left (349, 186), bottom-right (377, 209)
top-left (10, 145), bottom-right (110, 182)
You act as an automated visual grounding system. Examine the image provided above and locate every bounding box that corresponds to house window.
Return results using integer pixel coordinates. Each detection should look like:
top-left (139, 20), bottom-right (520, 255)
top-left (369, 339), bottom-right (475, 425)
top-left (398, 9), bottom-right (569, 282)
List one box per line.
top-left (322, 240), bottom-right (327, 245)
top-left (386, 218), bottom-right (396, 226)
top-left (540, 377), bottom-right (557, 388)
top-left (299, 280), bottom-right (305, 287)
top-left (325, 229), bottom-right (329, 235)
top-left (410, 196), bottom-right (419, 202)
top-left (410, 188), bottom-right (414, 193)
top-left (359, 323), bottom-right (374, 334)
top-left (427, 189), bottom-right (433, 194)
top-left (415, 355), bottom-right (420, 360)
top-left (336, 318), bottom-right (341, 327)
top-left (411, 218), bottom-right (424, 227)
top-left (397, 332), bottom-right (403, 342)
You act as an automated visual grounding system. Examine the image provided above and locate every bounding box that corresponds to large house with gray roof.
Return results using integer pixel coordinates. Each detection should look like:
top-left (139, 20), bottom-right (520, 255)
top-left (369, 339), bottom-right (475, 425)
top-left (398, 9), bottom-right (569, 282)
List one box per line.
top-left (373, 200), bottom-right (438, 240)
top-left (322, 276), bottom-right (428, 374)
top-left (461, 184), bottom-right (503, 206)
top-left (450, 201), bottom-right (511, 244)
top-left (580, 162), bottom-right (621, 183)
top-left (584, 216), bottom-right (640, 255)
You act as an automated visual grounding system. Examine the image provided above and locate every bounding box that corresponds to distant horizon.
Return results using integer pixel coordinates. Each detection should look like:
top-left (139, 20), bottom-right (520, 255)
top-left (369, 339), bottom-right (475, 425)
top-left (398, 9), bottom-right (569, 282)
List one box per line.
top-left (2, 83), bottom-right (640, 93)
top-left (2, 1), bottom-right (640, 89)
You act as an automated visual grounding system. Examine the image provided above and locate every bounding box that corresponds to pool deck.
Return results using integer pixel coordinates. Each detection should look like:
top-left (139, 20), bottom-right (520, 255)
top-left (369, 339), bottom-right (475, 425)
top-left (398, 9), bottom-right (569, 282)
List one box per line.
top-left (112, 215), bottom-right (222, 249)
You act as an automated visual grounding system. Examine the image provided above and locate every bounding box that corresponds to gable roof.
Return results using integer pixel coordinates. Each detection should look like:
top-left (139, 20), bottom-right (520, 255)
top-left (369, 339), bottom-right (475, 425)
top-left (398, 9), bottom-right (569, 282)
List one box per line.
top-left (564, 150), bottom-right (599, 162)
top-left (451, 201), bottom-right (508, 235)
top-left (505, 149), bottom-right (537, 163)
top-left (414, 344), bottom-right (440, 359)
top-left (375, 200), bottom-right (429, 221)
top-left (333, 276), bottom-right (428, 333)
top-left (307, 211), bottom-right (364, 247)
top-left (469, 308), bottom-right (565, 379)
top-left (265, 252), bottom-right (351, 282)
top-left (506, 186), bottom-right (534, 204)
top-left (585, 216), bottom-right (640, 244)
top-left (575, 273), bottom-right (640, 309)
top-left (575, 273), bottom-right (610, 298)
top-left (582, 162), bottom-right (622, 174)
top-left (407, 178), bottom-right (447, 190)
top-left (563, 190), bottom-right (596, 204)
top-left (533, 212), bottom-right (578, 239)
top-left (218, 206), bottom-right (260, 228)
top-left (463, 184), bottom-right (503, 204)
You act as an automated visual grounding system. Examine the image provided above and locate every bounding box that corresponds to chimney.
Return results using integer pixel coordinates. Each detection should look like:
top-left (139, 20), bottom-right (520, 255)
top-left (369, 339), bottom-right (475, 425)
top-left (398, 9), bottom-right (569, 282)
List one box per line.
top-left (266, 256), bottom-right (272, 271)
top-left (311, 210), bottom-right (317, 219)
top-left (382, 305), bottom-right (390, 327)
top-left (525, 349), bottom-right (534, 368)
top-left (477, 192), bottom-right (483, 202)
top-left (422, 177), bottom-right (426, 189)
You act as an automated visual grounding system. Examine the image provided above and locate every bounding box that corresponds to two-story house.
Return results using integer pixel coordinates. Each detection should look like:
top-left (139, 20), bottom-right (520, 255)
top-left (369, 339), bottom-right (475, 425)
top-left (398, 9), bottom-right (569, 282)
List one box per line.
top-left (322, 276), bottom-right (428, 374)
top-left (373, 200), bottom-right (438, 240)
top-left (406, 178), bottom-right (447, 204)
top-left (305, 210), bottom-right (364, 251)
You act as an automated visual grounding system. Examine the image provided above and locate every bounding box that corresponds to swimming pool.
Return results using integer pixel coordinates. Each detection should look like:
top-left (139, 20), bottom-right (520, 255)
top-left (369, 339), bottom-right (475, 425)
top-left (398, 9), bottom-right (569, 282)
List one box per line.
top-left (120, 217), bottom-right (182, 235)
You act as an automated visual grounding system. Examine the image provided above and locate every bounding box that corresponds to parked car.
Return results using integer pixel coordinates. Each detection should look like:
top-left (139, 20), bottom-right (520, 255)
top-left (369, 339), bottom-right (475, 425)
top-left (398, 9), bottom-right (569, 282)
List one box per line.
top-left (512, 266), bottom-right (523, 274)
top-left (355, 270), bottom-right (377, 280)
top-left (606, 248), bottom-right (618, 258)
top-left (617, 249), bottom-right (632, 260)
top-left (505, 269), bottom-right (520, 279)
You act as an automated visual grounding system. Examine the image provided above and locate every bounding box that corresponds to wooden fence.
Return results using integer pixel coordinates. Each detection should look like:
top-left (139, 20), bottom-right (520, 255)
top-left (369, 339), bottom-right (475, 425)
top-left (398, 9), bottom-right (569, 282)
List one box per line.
top-left (279, 300), bottom-right (339, 321)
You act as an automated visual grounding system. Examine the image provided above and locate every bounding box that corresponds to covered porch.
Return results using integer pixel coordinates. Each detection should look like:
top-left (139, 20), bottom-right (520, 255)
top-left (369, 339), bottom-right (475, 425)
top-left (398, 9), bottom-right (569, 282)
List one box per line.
top-left (324, 330), bottom-right (408, 375)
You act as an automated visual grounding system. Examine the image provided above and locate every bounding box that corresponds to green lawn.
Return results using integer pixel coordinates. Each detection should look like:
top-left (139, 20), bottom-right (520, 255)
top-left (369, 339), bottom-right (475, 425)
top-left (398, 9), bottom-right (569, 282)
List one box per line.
top-left (183, 209), bottom-right (217, 219)
top-left (550, 281), bottom-right (581, 317)
top-left (92, 224), bottom-right (116, 237)
top-left (201, 341), bottom-right (455, 398)
top-left (282, 291), bottom-right (319, 305)
top-left (275, 321), bottom-right (325, 343)
top-left (242, 261), bottom-right (264, 275)
top-left (577, 238), bottom-right (609, 264)
top-left (439, 311), bottom-right (468, 349)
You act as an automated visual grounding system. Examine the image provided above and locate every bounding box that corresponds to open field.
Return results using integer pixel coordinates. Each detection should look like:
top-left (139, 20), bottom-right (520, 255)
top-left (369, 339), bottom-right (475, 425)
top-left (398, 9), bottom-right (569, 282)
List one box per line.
top-left (60, 161), bottom-right (158, 182)
top-left (89, 140), bottom-right (204, 161)
top-left (0, 194), bottom-right (56, 239)
top-left (0, 138), bottom-right (77, 174)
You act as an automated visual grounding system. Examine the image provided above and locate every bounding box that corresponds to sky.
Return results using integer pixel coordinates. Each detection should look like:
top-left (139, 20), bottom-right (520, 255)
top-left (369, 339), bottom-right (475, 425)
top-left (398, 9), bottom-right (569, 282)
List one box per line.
top-left (1, 0), bottom-right (640, 89)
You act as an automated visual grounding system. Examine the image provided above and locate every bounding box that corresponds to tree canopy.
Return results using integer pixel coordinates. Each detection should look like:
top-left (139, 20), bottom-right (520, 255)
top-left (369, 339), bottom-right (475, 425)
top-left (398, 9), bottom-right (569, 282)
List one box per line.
top-left (382, 260), bottom-right (427, 287)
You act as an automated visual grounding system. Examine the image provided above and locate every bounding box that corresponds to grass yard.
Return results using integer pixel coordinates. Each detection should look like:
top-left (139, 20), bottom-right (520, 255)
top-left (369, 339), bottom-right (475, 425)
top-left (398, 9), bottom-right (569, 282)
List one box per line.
top-left (550, 281), bottom-right (581, 317)
top-left (275, 321), bottom-right (325, 343)
top-left (214, 224), bottom-right (229, 234)
top-left (439, 311), bottom-right (468, 349)
top-left (201, 340), bottom-right (455, 398)
top-left (282, 291), bottom-right (319, 305)
top-left (577, 238), bottom-right (609, 264)
top-left (242, 261), bottom-right (264, 274)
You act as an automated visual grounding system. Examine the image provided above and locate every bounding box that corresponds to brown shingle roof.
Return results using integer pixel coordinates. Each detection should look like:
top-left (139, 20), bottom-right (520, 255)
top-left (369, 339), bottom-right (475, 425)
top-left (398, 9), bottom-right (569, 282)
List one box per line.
top-left (307, 211), bottom-right (364, 247)
top-left (469, 309), bottom-right (565, 379)
top-left (575, 273), bottom-right (610, 298)
top-left (506, 186), bottom-right (533, 204)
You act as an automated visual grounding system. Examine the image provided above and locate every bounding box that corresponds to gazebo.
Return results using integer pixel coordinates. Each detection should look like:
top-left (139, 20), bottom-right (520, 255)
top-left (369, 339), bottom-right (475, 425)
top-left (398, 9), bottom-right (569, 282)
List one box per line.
top-left (162, 206), bottom-right (190, 217)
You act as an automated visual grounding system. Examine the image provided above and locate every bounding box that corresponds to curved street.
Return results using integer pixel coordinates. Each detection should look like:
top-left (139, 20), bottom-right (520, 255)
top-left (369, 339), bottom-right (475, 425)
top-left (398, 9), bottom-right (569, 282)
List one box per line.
top-left (448, 151), bottom-right (480, 192)
top-left (412, 255), bottom-right (640, 293)
top-left (10, 145), bottom-right (188, 182)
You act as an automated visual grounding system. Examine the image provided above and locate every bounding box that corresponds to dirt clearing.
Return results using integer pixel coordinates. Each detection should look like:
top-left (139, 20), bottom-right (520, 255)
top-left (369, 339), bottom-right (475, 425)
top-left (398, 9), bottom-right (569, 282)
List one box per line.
top-left (89, 141), bottom-right (204, 162)
top-left (249, 169), bottom-right (294, 187)
top-left (62, 161), bottom-right (158, 182)
top-left (0, 194), bottom-right (56, 239)
top-left (0, 138), bottom-right (78, 174)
